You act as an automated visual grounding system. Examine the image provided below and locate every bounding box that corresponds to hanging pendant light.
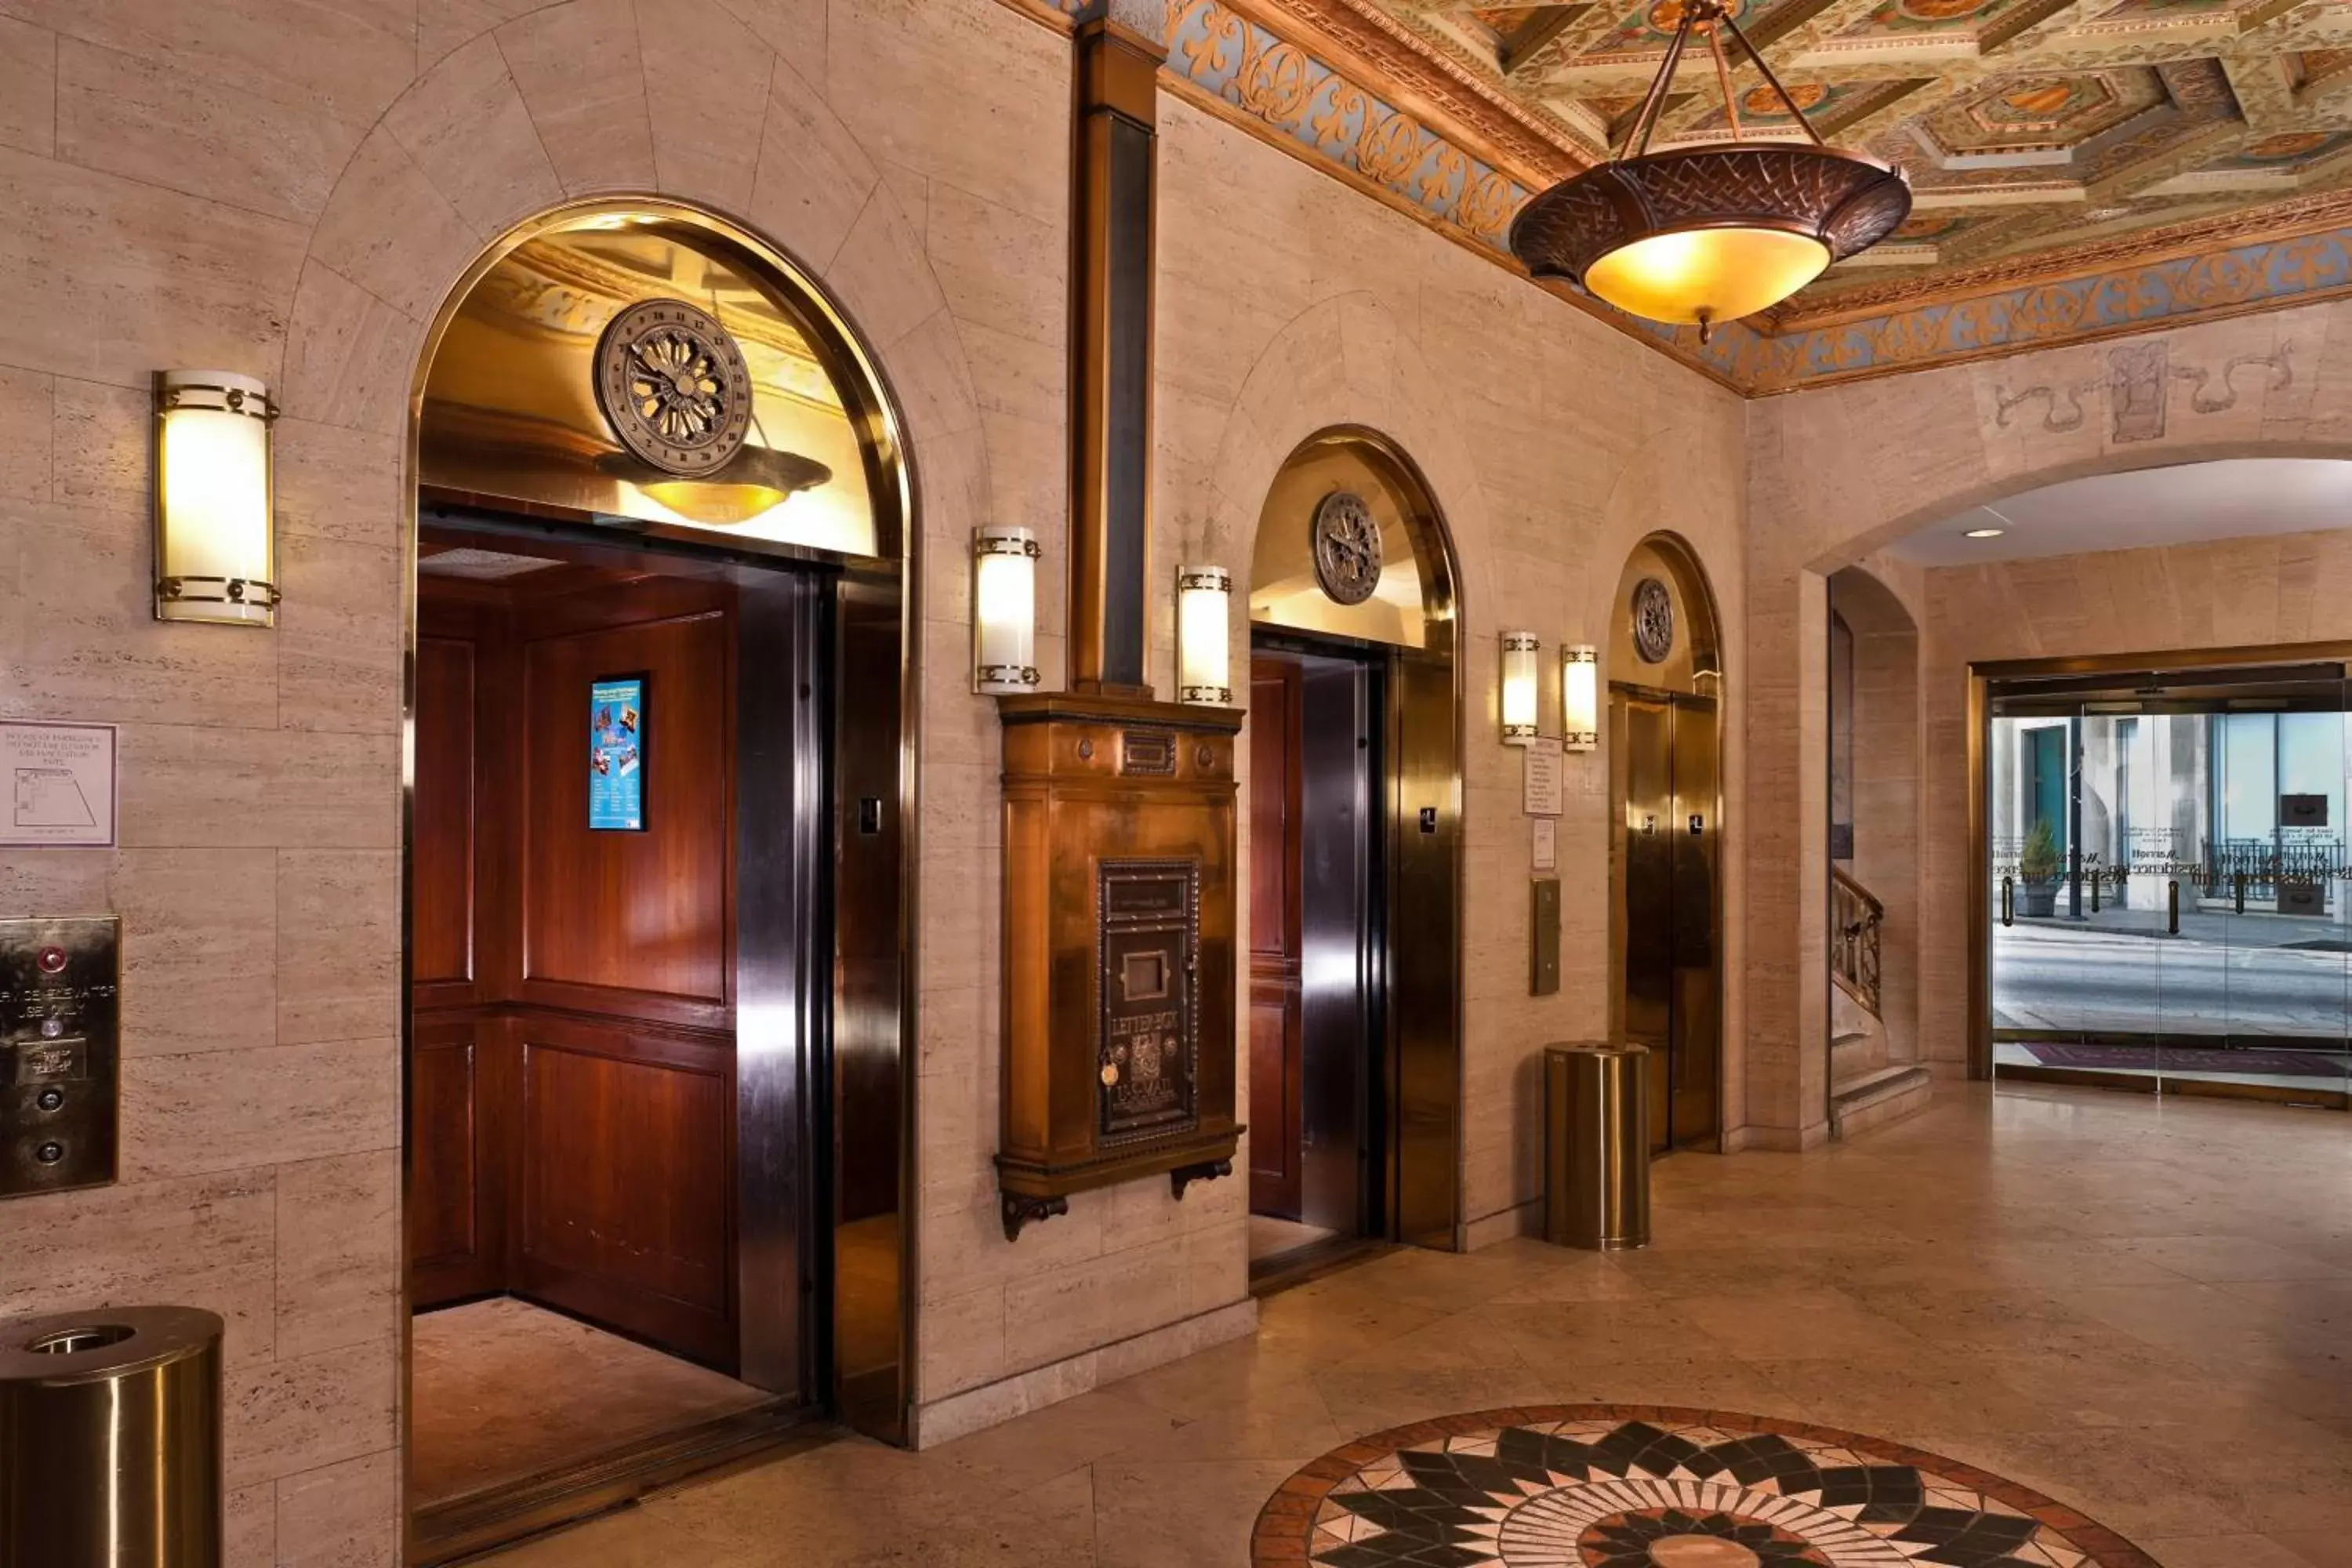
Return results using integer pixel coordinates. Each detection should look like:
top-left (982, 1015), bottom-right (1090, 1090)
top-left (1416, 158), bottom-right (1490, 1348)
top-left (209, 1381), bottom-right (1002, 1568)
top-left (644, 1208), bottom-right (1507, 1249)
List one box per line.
top-left (1509, 0), bottom-right (1910, 340)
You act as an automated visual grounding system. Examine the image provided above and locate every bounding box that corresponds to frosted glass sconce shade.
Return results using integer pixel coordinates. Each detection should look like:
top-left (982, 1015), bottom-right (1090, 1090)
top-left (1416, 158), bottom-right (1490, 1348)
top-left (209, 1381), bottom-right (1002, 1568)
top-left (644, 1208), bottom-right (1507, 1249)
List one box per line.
top-left (1501, 631), bottom-right (1540, 745)
top-left (154, 370), bottom-right (277, 626)
top-left (1563, 644), bottom-right (1599, 752)
top-left (975, 526), bottom-right (1040, 694)
top-left (1176, 564), bottom-right (1232, 706)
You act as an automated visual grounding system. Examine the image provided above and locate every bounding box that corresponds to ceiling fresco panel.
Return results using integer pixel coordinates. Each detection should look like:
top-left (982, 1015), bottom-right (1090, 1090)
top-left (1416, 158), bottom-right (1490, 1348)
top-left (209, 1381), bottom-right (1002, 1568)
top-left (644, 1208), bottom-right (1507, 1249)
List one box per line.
top-left (1018, 0), bottom-right (2352, 387)
top-left (1348, 0), bottom-right (2352, 309)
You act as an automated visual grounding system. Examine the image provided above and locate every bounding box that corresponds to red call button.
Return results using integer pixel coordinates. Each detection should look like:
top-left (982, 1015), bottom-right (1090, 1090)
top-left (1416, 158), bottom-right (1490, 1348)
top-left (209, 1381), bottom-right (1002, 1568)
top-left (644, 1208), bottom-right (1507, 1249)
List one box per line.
top-left (35, 946), bottom-right (67, 975)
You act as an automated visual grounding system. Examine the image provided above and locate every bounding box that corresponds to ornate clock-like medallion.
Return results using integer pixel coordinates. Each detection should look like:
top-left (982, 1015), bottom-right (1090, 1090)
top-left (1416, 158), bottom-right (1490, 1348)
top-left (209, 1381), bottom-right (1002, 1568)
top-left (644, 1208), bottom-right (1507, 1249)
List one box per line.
top-left (593, 298), bottom-right (754, 476)
top-left (1632, 576), bottom-right (1675, 663)
top-left (1312, 491), bottom-right (1383, 606)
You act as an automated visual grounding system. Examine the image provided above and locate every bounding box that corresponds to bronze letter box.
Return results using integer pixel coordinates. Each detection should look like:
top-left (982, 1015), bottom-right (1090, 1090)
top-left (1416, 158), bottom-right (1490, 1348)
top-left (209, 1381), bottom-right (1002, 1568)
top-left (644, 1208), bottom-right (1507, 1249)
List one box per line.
top-left (996, 693), bottom-right (1243, 1238)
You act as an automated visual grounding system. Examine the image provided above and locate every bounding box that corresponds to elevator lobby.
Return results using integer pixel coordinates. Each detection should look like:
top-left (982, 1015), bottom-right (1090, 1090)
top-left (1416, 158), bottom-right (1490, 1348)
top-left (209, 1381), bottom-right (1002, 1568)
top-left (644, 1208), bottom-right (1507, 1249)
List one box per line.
top-left (6, 1), bottom-right (2352, 1566)
top-left (494, 1086), bottom-right (2352, 1567)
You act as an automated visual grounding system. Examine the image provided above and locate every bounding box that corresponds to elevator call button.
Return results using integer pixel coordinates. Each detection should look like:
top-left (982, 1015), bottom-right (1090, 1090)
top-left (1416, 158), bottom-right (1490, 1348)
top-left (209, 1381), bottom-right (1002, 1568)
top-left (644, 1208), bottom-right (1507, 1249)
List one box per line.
top-left (1, 916), bottom-right (120, 1200)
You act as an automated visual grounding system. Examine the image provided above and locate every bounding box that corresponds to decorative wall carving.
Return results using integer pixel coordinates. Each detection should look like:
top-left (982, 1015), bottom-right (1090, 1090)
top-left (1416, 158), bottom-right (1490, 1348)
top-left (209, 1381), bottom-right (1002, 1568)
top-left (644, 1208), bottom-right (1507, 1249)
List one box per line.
top-left (1991, 338), bottom-right (2298, 443)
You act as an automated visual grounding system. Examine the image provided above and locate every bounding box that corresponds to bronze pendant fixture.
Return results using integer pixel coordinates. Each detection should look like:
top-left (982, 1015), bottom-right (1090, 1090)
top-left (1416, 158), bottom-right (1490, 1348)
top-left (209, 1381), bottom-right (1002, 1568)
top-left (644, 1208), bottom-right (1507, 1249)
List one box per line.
top-left (1508, 0), bottom-right (1910, 339)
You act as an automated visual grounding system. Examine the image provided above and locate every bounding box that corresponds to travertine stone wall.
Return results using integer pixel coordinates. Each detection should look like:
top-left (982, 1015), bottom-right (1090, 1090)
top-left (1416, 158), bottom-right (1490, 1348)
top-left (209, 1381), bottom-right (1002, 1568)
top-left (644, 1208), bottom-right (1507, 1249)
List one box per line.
top-left (1151, 90), bottom-right (1751, 1236)
top-left (1, 0), bottom-right (1757, 1548)
top-left (1750, 297), bottom-right (2352, 1111)
top-left (0, 0), bottom-right (1063, 1547)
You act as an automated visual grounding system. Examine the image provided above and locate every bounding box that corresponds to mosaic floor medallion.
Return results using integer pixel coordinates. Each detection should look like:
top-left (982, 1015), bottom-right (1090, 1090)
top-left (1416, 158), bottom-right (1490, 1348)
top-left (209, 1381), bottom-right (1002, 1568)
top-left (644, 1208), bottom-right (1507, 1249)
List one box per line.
top-left (1251, 1406), bottom-right (2158, 1568)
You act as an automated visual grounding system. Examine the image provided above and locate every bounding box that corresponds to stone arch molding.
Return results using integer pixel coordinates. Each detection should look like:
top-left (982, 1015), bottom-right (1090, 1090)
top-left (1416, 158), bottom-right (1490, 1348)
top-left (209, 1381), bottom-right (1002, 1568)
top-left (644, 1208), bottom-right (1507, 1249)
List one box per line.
top-left (1756, 299), bottom-right (2352, 575)
top-left (278, 0), bottom-right (988, 574)
top-left (1197, 292), bottom-right (1494, 616)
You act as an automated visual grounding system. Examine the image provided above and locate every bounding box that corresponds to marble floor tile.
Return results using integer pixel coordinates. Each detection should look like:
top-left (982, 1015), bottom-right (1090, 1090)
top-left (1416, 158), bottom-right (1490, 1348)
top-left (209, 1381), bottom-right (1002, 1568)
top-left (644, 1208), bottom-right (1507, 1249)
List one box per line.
top-left (470, 1085), bottom-right (2350, 1566)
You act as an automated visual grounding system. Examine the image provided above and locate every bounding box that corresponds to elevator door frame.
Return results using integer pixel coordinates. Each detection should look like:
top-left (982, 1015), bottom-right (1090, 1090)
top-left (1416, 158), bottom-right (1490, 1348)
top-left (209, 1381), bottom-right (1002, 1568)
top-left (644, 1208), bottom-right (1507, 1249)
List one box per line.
top-left (1251, 626), bottom-right (1461, 1246)
top-left (1609, 682), bottom-right (1726, 1153)
top-left (400, 506), bottom-right (914, 1559)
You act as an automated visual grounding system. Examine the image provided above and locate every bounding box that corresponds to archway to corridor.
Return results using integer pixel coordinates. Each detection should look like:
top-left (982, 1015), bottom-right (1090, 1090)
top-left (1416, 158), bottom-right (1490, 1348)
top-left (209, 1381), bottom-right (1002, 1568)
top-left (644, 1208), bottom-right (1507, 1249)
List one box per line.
top-left (1243, 426), bottom-right (1464, 1285)
top-left (1824, 565), bottom-right (1929, 1136)
top-left (1862, 457), bottom-right (2352, 1112)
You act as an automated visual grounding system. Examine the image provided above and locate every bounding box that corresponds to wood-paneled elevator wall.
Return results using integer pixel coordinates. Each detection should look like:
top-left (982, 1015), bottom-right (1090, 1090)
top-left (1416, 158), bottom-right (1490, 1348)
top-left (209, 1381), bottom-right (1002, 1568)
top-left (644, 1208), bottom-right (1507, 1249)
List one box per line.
top-left (411, 560), bottom-right (742, 1370)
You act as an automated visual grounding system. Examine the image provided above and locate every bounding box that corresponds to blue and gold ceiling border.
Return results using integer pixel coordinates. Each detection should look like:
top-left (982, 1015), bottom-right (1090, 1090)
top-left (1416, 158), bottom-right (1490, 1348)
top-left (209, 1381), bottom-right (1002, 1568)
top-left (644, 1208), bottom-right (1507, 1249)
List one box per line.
top-left (1001, 0), bottom-right (2352, 397)
top-left (1657, 193), bottom-right (2352, 392)
top-left (1160, 2), bottom-right (1532, 256)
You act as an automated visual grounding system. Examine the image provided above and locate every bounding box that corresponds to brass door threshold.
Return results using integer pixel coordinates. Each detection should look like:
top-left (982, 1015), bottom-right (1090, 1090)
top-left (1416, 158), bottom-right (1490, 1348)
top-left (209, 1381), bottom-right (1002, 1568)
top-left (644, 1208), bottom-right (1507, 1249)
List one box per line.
top-left (412, 1401), bottom-right (834, 1566)
top-left (1249, 1236), bottom-right (1389, 1298)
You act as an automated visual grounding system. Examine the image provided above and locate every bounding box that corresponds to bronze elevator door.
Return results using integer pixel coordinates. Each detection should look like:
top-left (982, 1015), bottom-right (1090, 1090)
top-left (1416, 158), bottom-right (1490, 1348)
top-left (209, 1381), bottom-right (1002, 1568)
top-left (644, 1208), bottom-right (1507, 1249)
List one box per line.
top-left (1248, 644), bottom-right (1388, 1240)
top-left (1617, 691), bottom-right (1721, 1153)
top-left (1247, 656), bottom-right (1305, 1218)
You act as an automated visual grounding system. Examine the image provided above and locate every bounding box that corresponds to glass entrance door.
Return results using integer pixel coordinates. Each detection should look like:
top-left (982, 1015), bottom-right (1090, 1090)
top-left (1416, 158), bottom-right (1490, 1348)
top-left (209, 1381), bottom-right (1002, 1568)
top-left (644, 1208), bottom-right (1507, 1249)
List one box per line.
top-left (1987, 665), bottom-right (2352, 1103)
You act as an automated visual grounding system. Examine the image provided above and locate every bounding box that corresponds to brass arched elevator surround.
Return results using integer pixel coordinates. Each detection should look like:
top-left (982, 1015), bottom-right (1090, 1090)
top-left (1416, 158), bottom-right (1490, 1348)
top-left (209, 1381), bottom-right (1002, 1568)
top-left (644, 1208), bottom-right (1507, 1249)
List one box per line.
top-left (1247, 428), bottom-right (1465, 1258)
top-left (402, 199), bottom-right (916, 1561)
top-left (1607, 535), bottom-right (1725, 1154)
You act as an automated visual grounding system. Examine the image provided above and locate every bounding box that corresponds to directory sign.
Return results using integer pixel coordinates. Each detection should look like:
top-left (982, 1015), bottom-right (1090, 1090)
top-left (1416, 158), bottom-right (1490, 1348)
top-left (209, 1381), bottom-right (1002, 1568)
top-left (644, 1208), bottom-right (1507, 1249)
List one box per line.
top-left (589, 677), bottom-right (645, 831)
top-left (1, 721), bottom-right (117, 848)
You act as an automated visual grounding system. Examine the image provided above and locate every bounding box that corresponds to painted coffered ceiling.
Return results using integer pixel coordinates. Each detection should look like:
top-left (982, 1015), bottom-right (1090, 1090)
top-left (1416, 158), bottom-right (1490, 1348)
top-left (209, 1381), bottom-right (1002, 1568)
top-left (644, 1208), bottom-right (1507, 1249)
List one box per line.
top-left (1367, 0), bottom-right (2352, 306)
top-left (1032, 0), bottom-right (2352, 387)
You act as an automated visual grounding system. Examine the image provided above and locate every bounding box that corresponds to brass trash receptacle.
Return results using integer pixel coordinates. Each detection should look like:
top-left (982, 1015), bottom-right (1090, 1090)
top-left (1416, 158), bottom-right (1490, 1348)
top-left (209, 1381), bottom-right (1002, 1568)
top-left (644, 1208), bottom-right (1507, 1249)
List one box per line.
top-left (1543, 1042), bottom-right (1651, 1250)
top-left (0, 1305), bottom-right (224, 1567)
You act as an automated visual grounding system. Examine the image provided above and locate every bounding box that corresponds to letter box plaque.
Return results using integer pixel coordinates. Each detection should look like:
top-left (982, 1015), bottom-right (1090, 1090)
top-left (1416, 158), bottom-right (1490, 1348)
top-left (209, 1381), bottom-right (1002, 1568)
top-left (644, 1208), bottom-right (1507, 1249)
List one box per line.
top-left (1098, 859), bottom-right (1198, 1143)
top-left (994, 692), bottom-right (1243, 1239)
top-left (0, 915), bottom-right (121, 1200)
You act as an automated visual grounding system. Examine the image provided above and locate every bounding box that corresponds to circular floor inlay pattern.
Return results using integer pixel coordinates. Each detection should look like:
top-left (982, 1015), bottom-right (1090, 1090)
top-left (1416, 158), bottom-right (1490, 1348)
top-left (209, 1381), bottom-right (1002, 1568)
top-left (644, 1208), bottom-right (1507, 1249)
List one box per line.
top-left (1250, 1406), bottom-right (2160, 1568)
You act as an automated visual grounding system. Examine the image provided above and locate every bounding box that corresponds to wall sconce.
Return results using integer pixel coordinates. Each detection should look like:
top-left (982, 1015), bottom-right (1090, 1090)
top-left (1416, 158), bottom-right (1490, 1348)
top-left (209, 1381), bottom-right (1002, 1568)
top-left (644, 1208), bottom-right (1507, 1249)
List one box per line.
top-left (1562, 644), bottom-right (1599, 753)
top-left (1175, 564), bottom-right (1232, 706)
top-left (153, 370), bottom-right (278, 626)
top-left (1501, 630), bottom-right (1540, 745)
top-left (974, 525), bottom-right (1041, 694)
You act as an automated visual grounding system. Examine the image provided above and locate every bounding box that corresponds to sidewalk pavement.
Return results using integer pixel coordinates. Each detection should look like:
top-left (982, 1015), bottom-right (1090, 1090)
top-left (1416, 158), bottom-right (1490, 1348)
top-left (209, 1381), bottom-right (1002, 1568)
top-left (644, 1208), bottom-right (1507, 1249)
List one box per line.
top-left (2008, 903), bottom-right (2350, 949)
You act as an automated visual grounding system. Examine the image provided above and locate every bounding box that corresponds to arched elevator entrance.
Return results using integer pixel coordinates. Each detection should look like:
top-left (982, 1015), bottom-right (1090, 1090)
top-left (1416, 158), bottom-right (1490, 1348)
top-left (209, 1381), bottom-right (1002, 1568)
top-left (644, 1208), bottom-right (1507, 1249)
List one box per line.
top-left (1244, 429), bottom-right (1463, 1283)
top-left (403, 201), bottom-right (913, 1561)
top-left (1607, 535), bottom-right (1725, 1153)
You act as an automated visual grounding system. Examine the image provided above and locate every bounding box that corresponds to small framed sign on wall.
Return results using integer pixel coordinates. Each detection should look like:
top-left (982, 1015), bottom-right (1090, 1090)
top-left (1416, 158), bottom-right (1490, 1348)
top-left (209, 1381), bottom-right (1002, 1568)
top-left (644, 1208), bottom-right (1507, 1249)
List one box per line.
top-left (589, 676), bottom-right (647, 831)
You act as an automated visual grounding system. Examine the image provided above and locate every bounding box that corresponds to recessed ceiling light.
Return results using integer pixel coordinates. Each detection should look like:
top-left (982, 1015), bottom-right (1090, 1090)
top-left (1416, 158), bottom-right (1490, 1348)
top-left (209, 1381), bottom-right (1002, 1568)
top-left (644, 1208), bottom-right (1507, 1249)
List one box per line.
top-left (1964, 526), bottom-right (2005, 539)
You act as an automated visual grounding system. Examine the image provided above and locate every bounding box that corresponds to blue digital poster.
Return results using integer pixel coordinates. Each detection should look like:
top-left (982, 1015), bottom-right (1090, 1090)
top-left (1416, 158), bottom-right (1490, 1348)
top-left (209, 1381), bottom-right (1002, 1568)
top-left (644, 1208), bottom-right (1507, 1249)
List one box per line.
top-left (589, 677), bottom-right (644, 831)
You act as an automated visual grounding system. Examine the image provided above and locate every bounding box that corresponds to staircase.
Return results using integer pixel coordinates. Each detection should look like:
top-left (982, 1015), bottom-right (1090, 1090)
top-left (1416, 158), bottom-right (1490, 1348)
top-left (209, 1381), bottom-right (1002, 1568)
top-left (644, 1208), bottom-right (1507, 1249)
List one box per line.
top-left (1830, 867), bottom-right (1931, 1137)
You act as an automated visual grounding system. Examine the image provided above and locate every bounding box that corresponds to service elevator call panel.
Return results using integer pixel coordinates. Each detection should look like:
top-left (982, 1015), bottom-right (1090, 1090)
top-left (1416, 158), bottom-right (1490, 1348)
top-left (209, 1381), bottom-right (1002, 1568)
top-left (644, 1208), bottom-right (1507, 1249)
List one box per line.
top-left (0, 916), bottom-right (121, 1199)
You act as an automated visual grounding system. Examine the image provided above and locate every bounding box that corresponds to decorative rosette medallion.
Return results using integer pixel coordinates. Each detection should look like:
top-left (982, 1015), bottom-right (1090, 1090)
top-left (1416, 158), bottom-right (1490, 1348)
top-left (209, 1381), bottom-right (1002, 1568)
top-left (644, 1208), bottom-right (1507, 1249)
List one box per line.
top-left (1313, 491), bottom-right (1385, 606)
top-left (593, 297), bottom-right (754, 477)
top-left (1632, 576), bottom-right (1676, 663)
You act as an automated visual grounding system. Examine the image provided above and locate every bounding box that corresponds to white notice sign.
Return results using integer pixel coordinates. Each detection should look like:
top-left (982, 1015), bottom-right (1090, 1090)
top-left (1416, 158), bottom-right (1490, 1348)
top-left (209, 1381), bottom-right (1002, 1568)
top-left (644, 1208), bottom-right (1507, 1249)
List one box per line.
top-left (1531, 816), bottom-right (1556, 872)
top-left (0, 721), bottom-right (118, 847)
top-left (1522, 736), bottom-right (1563, 818)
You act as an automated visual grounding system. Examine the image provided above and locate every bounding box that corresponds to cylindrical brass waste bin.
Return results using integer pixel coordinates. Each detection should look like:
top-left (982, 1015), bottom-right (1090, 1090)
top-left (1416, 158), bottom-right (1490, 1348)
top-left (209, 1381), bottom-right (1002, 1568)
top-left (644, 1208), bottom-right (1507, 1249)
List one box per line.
top-left (0, 1306), bottom-right (223, 1567)
top-left (1543, 1042), bottom-right (1651, 1250)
